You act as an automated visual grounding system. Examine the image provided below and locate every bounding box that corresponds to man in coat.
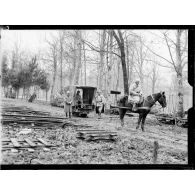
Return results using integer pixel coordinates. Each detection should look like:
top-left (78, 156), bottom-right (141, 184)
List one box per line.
top-left (95, 90), bottom-right (105, 118)
top-left (129, 79), bottom-right (143, 111)
top-left (75, 90), bottom-right (82, 109)
top-left (64, 91), bottom-right (73, 118)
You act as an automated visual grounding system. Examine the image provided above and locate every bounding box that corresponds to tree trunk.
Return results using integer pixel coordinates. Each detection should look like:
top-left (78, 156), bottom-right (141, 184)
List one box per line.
top-left (60, 35), bottom-right (63, 91)
top-left (50, 57), bottom-right (57, 102)
top-left (46, 90), bottom-right (48, 101)
top-left (121, 48), bottom-right (129, 95)
top-left (116, 57), bottom-right (120, 91)
top-left (107, 30), bottom-right (113, 94)
top-left (22, 87), bottom-right (25, 99)
top-left (112, 30), bottom-right (129, 95)
top-left (176, 30), bottom-right (184, 118)
top-left (83, 42), bottom-right (87, 85)
top-left (70, 35), bottom-right (77, 86)
top-left (126, 38), bottom-right (130, 84)
top-left (74, 30), bottom-right (82, 85)
top-left (98, 30), bottom-right (106, 90)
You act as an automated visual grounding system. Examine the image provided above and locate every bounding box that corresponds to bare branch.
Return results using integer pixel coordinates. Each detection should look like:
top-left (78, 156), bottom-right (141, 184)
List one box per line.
top-left (82, 38), bottom-right (121, 58)
top-left (163, 33), bottom-right (177, 71)
top-left (182, 61), bottom-right (188, 69)
top-left (142, 42), bottom-right (174, 66)
top-left (112, 30), bottom-right (121, 47)
top-left (144, 59), bottom-right (173, 69)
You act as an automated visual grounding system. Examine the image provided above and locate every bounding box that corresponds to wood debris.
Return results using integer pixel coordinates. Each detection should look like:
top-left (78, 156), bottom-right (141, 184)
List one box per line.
top-left (76, 129), bottom-right (117, 142)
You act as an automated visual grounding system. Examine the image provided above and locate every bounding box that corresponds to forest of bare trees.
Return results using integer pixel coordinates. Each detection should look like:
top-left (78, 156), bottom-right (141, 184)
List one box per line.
top-left (1, 29), bottom-right (191, 117)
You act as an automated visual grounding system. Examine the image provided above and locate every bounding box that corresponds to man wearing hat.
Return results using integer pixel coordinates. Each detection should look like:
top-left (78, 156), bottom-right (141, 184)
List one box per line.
top-left (64, 90), bottom-right (73, 118)
top-left (75, 90), bottom-right (82, 109)
top-left (129, 78), bottom-right (143, 111)
top-left (95, 90), bottom-right (105, 118)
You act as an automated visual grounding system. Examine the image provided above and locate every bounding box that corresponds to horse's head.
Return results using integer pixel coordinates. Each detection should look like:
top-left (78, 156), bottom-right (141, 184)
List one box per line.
top-left (157, 91), bottom-right (166, 108)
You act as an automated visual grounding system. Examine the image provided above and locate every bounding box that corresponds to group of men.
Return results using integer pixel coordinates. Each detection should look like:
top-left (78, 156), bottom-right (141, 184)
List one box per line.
top-left (63, 78), bottom-right (142, 118)
top-left (63, 89), bottom-right (106, 118)
top-left (63, 90), bottom-right (82, 118)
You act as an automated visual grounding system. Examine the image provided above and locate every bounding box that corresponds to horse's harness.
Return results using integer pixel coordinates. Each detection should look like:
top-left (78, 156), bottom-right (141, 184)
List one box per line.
top-left (142, 94), bottom-right (156, 108)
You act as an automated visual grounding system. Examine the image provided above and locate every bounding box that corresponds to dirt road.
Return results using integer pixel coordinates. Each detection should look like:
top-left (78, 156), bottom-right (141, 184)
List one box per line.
top-left (1, 98), bottom-right (188, 164)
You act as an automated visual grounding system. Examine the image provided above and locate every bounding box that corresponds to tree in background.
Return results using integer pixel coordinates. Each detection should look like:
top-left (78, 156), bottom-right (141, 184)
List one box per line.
top-left (149, 63), bottom-right (159, 94)
top-left (45, 35), bottom-right (58, 102)
top-left (112, 30), bottom-right (129, 95)
top-left (36, 70), bottom-right (50, 101)
top-left (1, 54), bottom-right (10, 94)
top-left (146, 30), bottom-right (188, 117)
top-left (73, 30), bottom-right (82, 85)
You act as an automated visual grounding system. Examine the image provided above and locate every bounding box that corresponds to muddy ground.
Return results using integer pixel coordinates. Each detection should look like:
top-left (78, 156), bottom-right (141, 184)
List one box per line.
top-left (1, 98), bottom-right (188, 164)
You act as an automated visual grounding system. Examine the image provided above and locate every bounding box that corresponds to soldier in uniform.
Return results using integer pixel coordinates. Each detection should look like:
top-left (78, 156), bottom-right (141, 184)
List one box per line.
top-left (64, 91), bottom-right (73, 118)
top-left (75, 90), bottom-right (82, 109)
top-left (129, 79), bottom-right (143, 111)
top-left (95, 90), bottom-right (105, 118)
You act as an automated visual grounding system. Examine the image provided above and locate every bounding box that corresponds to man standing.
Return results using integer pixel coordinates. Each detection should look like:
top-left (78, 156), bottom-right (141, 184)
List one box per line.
top-left (129, 79), bottom-right (143, 111)
top-left (95, 90), bottom-right (105, 118)
top-left (75, 90), bottom-right (82, 109)
top-left (64, 91), bottom-right (73, 118)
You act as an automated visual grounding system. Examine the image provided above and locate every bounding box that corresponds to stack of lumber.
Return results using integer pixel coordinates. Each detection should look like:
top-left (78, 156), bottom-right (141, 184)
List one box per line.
top-left (2, 137), bottom-right (55, 152)
top-left (1, 106), bottom-right (69, 127)
top-left (76, 129), bottom-right (117, 142)
top-left (2, 106), bottom-right (50, 116)
top-left (2, 114), bottom-right (67, 126)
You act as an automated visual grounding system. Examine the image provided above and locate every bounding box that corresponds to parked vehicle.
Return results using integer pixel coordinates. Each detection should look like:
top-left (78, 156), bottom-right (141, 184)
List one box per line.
top-left (51, 85), bottom-right (97, 117)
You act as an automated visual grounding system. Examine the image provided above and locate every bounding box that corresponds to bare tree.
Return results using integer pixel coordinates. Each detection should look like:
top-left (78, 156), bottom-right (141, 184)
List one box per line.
top-left (73, 30), bottom-right (82, 85)
top-left (106, 30), bottom-right (114, 94)
top-left (149, 63), bottom-right (159, 94)
top-left (133, 36), bottom-right (149, 91)
top-left (112, 30), bottom-right (129, 95)
top-left (83, 42), bottom-right (87, 85)
top-left (44, 36), bottom-right (58, 102)
top-left (58, 30), bottom-right (65, 92)
top-left (98, 30), bottom-right (106, 90)
top-left (145, 30), bottom-right (188, 117)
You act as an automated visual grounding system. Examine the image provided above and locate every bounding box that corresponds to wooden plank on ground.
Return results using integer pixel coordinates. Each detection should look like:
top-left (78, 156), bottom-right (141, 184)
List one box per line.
top-left (28, 148), bottom-right (35, 152)
top-left (78, 131), bottom-right (117, 135)
top-left (37, 138), bottom-right (50, 146)
top-left (76, 128), bottom-right (106, 131)
top-left (86, 137), bottom-right (116, 142)
top-left (24, 138), bottom-right (36, 147)
top-left (77, 129), bottom-right (106, 132)
top-left (10, 138), bottom-right (21, 147)
top-left (1, 138), bottom-right (10, 142)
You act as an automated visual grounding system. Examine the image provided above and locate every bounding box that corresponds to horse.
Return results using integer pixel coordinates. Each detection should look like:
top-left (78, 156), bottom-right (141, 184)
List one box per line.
top-left (118, 92), bottom-right (167, 131)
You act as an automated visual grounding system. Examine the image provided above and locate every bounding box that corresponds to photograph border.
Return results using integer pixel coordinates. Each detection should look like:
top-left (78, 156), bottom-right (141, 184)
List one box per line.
top-left (0, 25), bottom-right (194, 170)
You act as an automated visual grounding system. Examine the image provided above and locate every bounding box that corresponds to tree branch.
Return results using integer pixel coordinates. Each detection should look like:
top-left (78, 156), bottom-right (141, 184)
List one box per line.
top-left (163, 33), bottom-right (177, 70)
top-left (82, 39), bottom-right (121, 58)
top-left (144, 59), bottom-right (173, 69)
top-left (142, 42), bottom-right (174, 66)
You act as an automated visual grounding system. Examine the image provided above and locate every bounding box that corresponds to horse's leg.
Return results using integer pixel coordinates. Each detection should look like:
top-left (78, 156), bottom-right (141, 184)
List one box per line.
top-left (141, 114), bottom-right (147, 132)
top-left (119, 108), bottom-right (126, 127)
top-left (136, 113), bottom-right (142, 129)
